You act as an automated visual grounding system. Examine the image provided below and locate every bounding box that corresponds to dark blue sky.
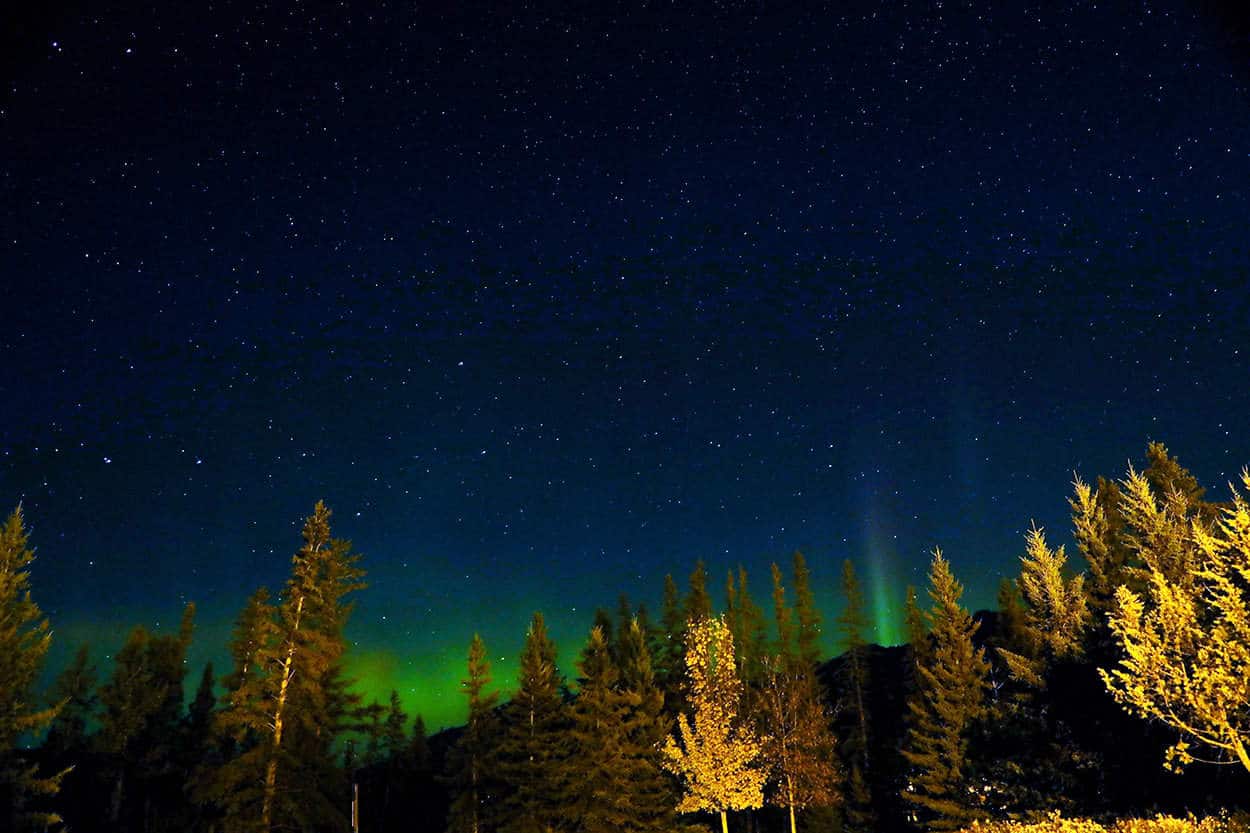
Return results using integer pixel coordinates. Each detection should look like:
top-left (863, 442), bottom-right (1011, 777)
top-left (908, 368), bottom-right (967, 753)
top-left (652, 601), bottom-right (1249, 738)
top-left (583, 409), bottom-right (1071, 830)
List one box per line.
top-left (3, 0), bottom-right (1249, 729)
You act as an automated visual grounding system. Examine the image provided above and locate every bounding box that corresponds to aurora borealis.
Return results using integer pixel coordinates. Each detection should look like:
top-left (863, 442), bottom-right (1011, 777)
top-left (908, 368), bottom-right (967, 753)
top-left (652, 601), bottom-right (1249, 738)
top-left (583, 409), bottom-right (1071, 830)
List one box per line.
top-left (4, 2), bottom-right (1250, 733)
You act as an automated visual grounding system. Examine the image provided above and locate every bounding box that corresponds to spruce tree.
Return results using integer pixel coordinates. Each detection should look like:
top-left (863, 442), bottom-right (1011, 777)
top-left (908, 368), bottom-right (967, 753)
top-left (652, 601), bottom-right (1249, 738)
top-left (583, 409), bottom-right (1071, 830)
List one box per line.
top-left (771, 562), bottom-right (795, 659)
top-left (836, 559), bottom-right (874, 833)
top-left (209, 501), bottom-right (364, 833)
top-left (901, 550), bottom-right (989, 831)
top-left (658, 573), bottom-right (687, 715)
top-left (565, 624), bottom-right (675, 833)
top-left (903, 585), bottom-right (928, 671)
top-left (686, 559), bottom-right (713, 624)
top-left (96, 602), bottom-right (195, 832)
top-left (735, 566), bottom-right (768, 686)
top-left (0, 506), bottom-right (61, 831)
top-left (792, 551), bottom-right (822, 668)
top-left (997, 526), bottom-right (1088, 689)
top-left (43, 643), bottom-right (98, 761)
top-left (498, 612), bottom-right (568, 833)
top-left (446, 633), bottom-right (501, 833)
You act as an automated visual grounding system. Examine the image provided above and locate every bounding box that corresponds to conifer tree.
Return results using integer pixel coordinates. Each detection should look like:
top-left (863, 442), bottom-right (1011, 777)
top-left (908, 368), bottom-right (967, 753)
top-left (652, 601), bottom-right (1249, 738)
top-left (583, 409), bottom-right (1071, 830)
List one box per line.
top-left (616, 618), bottom-right (678, 829)
top-left (658, 573), bottom-right (686, 709)
top-left (97, 602), bottom-right (195, 831)
top-left (0, 506), bottom-right (61, 831)
top-left (383, 690), bottom-right (408, 761)
top-left (1101, 467), bottom-right (1250, 774)
top-left (901, 550), bottom-right (989, 831)
top-left (904, 585), bottom-right (927, 669)
top-left (209, 501), bottom-right (364, 833)
top-left (836, 559), bottom-right (874, 833)
top-left (499, 612), bottom-right (568, 833)
top-left (792, 551), bottom-right (822, 668)
top-left (446, 633), bottom-right (501, 833)
top-left (771, 563), bottom-right (795, 659)
top-left (410, 714), bottom-right (430, 775)
top-left (687, 559), bottom-right (713, 624)
top-left (997, 526), bottom-right (1088, 688)
top-left (43, 643), bottom-right (98, 761)
top-left (729, 566), bottom-right (768, 686)
top-left (565, 625), bottom-right (675, 833)
top-left (662, 615), bottom-right (765, 833)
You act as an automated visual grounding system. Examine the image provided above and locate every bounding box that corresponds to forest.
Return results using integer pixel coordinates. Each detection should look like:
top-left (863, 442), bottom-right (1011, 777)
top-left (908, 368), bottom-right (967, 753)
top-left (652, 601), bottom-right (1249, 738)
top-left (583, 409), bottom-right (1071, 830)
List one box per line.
top-left (2, 442), bottom-right (1249, 833)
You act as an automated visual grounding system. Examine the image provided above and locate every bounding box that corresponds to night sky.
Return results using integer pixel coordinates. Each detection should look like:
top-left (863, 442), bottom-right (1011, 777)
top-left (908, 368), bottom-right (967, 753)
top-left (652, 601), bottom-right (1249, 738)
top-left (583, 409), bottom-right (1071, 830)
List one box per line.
top-left (3, 1), bottom-right (1250, 732)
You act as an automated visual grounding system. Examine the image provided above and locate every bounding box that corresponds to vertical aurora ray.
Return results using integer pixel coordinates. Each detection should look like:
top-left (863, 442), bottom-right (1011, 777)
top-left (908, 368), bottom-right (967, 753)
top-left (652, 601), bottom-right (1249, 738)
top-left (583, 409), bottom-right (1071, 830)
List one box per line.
top-left (862, 503), bottom-right (903, 646)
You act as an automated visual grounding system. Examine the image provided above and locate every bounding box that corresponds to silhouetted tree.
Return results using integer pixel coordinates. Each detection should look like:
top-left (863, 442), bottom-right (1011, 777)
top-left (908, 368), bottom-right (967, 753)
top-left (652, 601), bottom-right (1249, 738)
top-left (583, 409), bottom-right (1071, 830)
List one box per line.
top-left (498, 612), bottom-right (568, 833)
top-left (901, 551), bottom-right (989, 831)
top-left (445, 634), bottom-right (501, 833)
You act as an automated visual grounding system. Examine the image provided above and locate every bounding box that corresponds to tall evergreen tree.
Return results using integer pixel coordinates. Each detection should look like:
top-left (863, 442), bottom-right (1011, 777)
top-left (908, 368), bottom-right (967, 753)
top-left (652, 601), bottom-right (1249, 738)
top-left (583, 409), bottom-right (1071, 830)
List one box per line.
top-left (96, 602), bottom-right (195, 832)
top-left (565, 624), bottom-right (675, 833)
top-left (901, 550), bottom-right (989, 831)
top-left (208, 501), bottom-right (364, 833)
top-left (997, 526), bottom-right (1088, 689)
top-left (836, 559), bottom-right (874, 833)
top-left (498, 612), bottom-right (568, 833)
top-left (792, 551), bottom-right (822, 668)
top-left (903, 585), bottom-right (928, 672)
top-left (446, 634), bottom-right (501, 833)
top-left (662, 615), bottom-right (765, 833)
top-left (686, 560), bottom-right (713, 625)
top-left (658, 573), bottom-right (686, 711)
top-left (43, 643), bottom-right (97, 761)
top-left (0, 506), bottom-right (61, 831)
top-left (771, 563), bottom-right (795, 660)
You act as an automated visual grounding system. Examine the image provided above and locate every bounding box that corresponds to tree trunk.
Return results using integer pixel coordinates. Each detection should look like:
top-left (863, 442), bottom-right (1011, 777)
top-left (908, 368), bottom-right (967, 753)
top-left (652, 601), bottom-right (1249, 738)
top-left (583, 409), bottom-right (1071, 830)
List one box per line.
top-left (109, 769), bottom-right (125, 825)
top-left (262, 594), bottom-right (305, 832)
top-left (720, 809), bottom-right (729, 833)
top-left (789, 803), bottom-right (797, 833)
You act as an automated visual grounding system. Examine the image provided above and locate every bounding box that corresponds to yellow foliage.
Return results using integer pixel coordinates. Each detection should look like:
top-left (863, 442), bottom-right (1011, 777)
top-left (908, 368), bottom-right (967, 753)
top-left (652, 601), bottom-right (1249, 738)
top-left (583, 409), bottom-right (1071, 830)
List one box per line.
top-left (960, 811), bottom-right (1247, 833)
top-left (1100, 468), bottom-right (1250, 774)
top-left (662, 616), bottom-right (766, 819)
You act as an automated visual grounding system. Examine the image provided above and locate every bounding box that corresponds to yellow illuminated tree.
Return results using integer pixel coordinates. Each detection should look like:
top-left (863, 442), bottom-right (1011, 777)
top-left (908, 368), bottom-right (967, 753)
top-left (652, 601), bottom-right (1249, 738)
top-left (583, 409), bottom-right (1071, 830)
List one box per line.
top-left (997, 525), bottom-right (1089, 688)
top-left (662, 615), bottom-right (766, 833)
top-left (1100, 467), bottom-right (1250, 774)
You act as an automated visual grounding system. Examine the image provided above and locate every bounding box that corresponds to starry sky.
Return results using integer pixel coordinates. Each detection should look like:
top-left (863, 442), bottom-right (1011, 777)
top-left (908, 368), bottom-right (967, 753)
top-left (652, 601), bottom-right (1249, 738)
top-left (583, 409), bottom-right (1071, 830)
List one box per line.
top-left (3, 1), bottom-right (1250, 732)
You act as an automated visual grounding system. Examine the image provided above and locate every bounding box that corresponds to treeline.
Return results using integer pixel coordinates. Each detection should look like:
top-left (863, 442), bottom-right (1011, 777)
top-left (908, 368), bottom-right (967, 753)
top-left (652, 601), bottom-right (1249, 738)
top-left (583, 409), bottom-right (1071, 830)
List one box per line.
top-left (2, 443), bottom-right (1249, 832)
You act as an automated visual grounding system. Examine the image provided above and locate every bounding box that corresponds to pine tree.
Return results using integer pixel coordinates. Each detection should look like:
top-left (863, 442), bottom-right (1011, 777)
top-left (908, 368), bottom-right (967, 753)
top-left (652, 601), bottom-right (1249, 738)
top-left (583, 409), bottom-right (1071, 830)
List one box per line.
top-left (498, 612), bottom-right (568, 833)
top-left (382, 689), bottom-right (408, 761)
top-left (43, 643), bottom-right (98, 761)
top-left (662, 615), bottom-right (765, 833)
top-left (209, 501), bottom-right (364, 833)
top-left (771, 563), bottom-right (795, 662)
top-left (615, 617), bottom-right (676, 828)
top-left (0, 506), bottom-right (61, 831)
top-left (904, 585), bottom-right (928, 670)
top-left (446, 634), bottom-right (501, 833)
top-left (836, 559), bottom-right (874, 833)
top-left (96, 602), bottom-right (195, 832)
top-left (732, 566), bottom-right (768, 686)
top-left (997, 526), bottom-right (1088, 689)
top-left (792, 551), bottom-right (822, 668)
top-left (565, 624), bottom-right (675, 833)
top-left (1100, 467), bottom-right (1250, 774)
top-left (687, 560), bottom-right (713, 624)
top-left (658, 573), bottom-right (686, 712)
top-left (901, 550), bottom-right (989, 831)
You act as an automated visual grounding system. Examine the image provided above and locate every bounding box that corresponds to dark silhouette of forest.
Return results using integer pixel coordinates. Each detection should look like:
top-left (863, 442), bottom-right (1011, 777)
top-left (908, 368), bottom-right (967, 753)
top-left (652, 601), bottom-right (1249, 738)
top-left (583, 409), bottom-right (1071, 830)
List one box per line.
top-left (3, 442), bottom-right (1249, 833)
